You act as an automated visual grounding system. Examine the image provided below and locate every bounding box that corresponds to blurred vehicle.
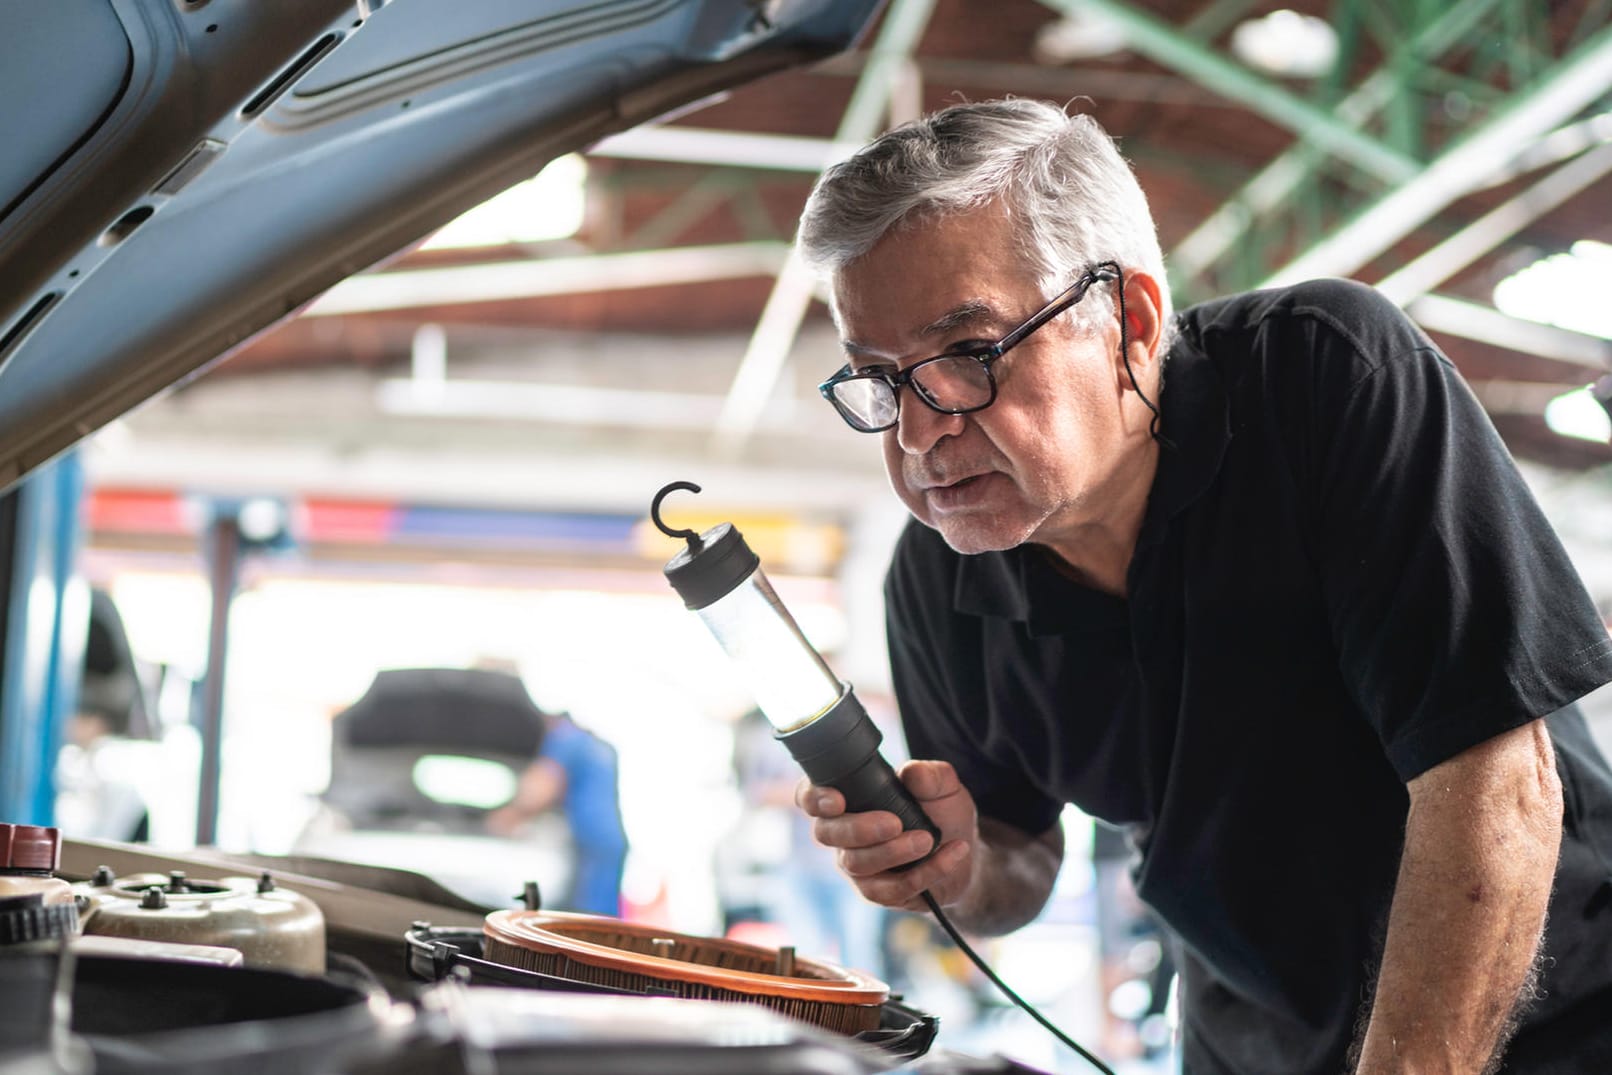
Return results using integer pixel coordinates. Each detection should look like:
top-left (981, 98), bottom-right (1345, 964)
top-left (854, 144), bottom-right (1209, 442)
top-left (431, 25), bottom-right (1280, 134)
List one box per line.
top-left (55, 589), bottom-right (155, 843)
top-left (296, 666), bottom-right (572, 909)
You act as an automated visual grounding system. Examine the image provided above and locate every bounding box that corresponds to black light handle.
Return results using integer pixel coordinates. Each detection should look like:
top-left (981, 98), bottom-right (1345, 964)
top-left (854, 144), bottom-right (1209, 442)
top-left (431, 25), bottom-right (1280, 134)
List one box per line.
top-left (829, 750), bottom-right (943, 870)
top-left (776, 685), bottom-right (941, 871)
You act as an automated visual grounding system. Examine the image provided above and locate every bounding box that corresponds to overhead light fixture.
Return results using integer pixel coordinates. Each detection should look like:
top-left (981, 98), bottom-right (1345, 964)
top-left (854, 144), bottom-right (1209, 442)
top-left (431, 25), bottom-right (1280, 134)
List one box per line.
top-left (1543, 376), bottom-right (1612, 443)
top-left (1494, 239), bottom-right (1612, 340)
top-left (1497, 243), bottom-right (1612, 443)
top-left (421, 154), bottom-right (588, 250)
top-left (1230, 10), bottom-right (1338, 79)
top-left (1033, 9), bottom-right (1128, 63)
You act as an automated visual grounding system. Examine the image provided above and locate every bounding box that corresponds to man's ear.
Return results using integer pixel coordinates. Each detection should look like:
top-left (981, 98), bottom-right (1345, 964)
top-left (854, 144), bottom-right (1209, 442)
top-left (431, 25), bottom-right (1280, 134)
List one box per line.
top-left (1115, 269), bottom-right (1166, 388)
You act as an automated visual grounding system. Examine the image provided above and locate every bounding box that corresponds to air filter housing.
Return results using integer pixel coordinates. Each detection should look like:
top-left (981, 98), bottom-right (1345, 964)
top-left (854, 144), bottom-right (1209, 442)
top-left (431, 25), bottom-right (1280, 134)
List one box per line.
top-left (482, 910), bottom-right (889, 1035)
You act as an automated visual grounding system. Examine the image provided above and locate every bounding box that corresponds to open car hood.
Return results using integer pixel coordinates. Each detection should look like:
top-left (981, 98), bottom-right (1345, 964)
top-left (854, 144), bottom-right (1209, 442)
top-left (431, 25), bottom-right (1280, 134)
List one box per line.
top-left (0, 0), bottom-right (881, 490)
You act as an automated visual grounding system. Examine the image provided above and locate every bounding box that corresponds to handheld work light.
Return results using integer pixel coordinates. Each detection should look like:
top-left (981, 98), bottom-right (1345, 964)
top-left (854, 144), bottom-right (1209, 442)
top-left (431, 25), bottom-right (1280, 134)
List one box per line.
top-left (652, 481), bottom-right (940, 867)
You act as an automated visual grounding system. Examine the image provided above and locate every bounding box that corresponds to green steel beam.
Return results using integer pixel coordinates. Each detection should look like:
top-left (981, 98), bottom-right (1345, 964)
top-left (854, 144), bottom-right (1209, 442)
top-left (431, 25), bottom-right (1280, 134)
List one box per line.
top-left (625, 172), bottom-right (736, 249)
top-left (1039, 0), bottom-right (1420, 183)
top-left (1262, 17), bottom-right (1612, 286)
top-left (1169, 0), bottom-right (1520, 292)
top-left (1180, 0), bottom-right (1265, 43)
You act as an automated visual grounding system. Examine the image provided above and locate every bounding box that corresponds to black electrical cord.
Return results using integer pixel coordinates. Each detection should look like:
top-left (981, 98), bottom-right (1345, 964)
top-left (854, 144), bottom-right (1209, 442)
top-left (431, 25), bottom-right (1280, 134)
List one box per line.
top-left (920, 889), bottom-right (1118, 1075)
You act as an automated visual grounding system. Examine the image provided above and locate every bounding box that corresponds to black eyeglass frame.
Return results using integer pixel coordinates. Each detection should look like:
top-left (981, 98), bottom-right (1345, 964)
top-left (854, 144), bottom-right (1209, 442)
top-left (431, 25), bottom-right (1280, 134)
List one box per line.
top-left (818, 260), bottom-right (1122, 434)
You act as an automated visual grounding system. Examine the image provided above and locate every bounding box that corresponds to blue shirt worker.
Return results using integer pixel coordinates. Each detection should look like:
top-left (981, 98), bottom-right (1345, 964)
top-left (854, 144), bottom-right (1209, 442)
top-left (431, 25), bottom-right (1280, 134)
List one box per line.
top-left (490, 711), bottom-right (627, 916)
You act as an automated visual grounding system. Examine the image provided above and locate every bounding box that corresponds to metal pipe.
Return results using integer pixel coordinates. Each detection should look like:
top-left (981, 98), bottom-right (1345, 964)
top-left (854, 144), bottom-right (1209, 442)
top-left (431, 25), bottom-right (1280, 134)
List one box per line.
top-left (305, 242), bottom-right (789, 315)
top-left (1407, 294), bottom-right (1612, 369)
top-left (1377, 139), bottom-right (1612, 306)
top-left (710, 0), bottom-right (939, 455)
top-left (195, 508), bottom-right (241, 847)
top-left (1262, 21), bottom-right (1612, 286)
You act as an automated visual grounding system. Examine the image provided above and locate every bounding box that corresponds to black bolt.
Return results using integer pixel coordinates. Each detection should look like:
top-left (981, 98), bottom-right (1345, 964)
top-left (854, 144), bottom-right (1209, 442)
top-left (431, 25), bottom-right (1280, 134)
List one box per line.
top-left (257, 871), bottom-right (276, 894)
top-left (518, 881), bottom-right (542, 911)
top-left (140, 886), bottom-right (168, 910)
top-left (91, 865), bottom-right (115, 887)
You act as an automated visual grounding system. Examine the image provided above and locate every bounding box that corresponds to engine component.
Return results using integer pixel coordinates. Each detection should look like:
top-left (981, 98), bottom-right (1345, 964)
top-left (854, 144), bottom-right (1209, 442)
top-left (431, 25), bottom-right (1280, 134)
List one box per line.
top-left (0, 823), bottom-right (77, 909)
top-left (74, 867), bottom-right (325, 973)
top-left (482, 909), bottom-right (889, 1035)
top-left (405, 921), bottom-right (939, 1062)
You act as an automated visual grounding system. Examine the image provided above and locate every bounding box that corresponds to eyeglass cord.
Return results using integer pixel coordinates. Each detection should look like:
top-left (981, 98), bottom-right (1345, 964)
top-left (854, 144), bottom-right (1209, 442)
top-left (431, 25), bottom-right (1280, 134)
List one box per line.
top-left (1112, 274), bottom-right (1171, 449)
top-left (921, 889), bottom-right (1119, 1075)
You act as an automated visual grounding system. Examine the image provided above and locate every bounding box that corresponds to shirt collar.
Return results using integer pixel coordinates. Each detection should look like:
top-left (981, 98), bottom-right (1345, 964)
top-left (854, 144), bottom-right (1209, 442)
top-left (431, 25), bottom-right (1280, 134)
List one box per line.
top-left (952, 328), bottom-right (1231, 631)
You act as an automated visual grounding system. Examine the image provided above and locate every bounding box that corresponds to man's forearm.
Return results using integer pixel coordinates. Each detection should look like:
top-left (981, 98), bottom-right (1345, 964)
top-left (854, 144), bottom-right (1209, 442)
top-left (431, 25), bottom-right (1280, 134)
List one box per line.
top-left (944, 816), bottom-right (1065, 936)
top-left (1354, 721), bottom-right (1562, 1074)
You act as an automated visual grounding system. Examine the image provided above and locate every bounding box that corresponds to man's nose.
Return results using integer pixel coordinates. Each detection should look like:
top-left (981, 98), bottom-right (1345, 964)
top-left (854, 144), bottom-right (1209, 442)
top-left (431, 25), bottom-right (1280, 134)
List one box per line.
top-left (894, 395), bottom-right (964, 455)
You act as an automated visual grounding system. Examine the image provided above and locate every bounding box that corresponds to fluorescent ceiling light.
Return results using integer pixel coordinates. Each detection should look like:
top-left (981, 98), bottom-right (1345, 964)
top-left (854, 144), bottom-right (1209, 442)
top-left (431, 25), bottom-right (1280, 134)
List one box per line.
top-left (1494, 240), bottom-right (1612, 339)
top-left (1230, 10), bottom-right (1338, 79)
top-left (421, 154), bottom-right (587, 250)
top-left (1544, 384), bottom-right (1612, 442)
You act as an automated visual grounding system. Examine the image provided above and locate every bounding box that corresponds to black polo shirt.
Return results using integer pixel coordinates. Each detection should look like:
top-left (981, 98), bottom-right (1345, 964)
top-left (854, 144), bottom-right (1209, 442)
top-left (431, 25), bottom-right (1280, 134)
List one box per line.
top-left (885, 279), bottom-right (1612, 1074)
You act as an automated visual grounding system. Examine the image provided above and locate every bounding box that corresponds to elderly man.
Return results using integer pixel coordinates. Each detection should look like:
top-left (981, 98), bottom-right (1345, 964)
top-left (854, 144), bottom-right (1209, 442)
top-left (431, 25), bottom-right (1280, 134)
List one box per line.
top-left (793, 98), bottom-right (1612, 1074)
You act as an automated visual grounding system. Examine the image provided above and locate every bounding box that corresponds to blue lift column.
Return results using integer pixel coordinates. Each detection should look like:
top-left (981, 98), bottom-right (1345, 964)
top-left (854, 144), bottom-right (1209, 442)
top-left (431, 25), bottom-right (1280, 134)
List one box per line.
top-left (0, 453), bottom-right (89, 824)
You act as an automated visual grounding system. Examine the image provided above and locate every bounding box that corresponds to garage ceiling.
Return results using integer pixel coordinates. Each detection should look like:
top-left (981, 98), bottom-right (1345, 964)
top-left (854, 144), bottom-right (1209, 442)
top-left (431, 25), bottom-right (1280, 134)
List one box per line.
top-left (93, 0), bottom-right (1612, 519)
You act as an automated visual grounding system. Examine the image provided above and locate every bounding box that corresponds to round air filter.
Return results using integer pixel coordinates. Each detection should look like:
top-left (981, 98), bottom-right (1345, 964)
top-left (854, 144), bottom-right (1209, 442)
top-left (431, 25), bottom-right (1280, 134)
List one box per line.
top-left (482, 909), bottom-right (889, 1035)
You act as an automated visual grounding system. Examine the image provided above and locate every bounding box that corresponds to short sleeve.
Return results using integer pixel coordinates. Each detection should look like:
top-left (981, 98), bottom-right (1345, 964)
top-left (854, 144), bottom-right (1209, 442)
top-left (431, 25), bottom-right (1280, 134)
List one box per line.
top-left (884, 522), bottom-right (1064, 836)
top-left (1291, 284), bottom-right (1612, 779)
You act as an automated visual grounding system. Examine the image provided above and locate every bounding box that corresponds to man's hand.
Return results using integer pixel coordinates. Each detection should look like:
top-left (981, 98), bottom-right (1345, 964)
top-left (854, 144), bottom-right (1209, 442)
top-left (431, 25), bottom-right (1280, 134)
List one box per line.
top-left (484, 803), bottom-right (525, 838)
top-left (796, 759), bottom-right (1064, 934)
top-left (1353, 719), bottom-right (1562, 1074)
top-left (795, 759), bottom-right (977, 912)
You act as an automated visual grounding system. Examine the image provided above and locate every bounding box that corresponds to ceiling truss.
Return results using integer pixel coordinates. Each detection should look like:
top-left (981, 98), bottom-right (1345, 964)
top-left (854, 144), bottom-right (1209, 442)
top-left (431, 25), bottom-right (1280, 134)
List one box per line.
top-left (181, 0), bottom-right (1612, 486)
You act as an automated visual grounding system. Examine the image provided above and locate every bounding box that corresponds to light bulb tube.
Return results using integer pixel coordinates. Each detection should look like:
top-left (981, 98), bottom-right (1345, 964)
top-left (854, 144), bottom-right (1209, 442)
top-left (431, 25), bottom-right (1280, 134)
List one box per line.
top-left (694, 567), bottom-right (842, 732)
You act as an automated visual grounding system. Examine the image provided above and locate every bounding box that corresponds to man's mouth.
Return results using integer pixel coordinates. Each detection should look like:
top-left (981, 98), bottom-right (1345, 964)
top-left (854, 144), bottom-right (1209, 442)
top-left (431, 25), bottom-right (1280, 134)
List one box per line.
top-left (924, 472), bottom-right (993, 511)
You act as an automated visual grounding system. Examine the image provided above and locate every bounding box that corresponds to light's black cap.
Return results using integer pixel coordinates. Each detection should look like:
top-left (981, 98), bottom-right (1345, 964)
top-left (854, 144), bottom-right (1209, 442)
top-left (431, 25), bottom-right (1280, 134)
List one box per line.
top-left (652, 480), bottom-right (760, 610)
top-left (662, 522), bottom-right (759, 610)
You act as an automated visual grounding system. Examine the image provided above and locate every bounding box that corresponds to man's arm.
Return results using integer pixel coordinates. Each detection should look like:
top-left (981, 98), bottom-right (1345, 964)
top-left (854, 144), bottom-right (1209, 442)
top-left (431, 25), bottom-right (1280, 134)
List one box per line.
top-left (797, 758), bottom-right (1065, 935)
top-left (1353, 719), bottom-right (1562, 1074)
top-left (486, 757), bottom-right (567, 836)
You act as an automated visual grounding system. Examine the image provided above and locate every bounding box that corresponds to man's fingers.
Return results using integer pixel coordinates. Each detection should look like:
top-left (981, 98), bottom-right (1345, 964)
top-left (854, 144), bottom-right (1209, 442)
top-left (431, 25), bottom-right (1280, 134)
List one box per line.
top-left (792, 762), bottom-right (978, 913)
top-left (897, 759), bottom-right (960, 801)
top-left (794, 777), bottom-right (845, 817)
top-left (813, 808), bottom-right (903, 852)
top-left (835, 826), bottom-right (934, 876)
top-left (847, 838), bottom-right (972, 908)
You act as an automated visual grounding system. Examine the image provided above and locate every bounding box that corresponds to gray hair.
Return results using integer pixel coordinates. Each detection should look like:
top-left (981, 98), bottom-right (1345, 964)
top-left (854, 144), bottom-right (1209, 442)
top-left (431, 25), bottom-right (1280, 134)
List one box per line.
top-left (797, 99), bottom-right (1172, 336)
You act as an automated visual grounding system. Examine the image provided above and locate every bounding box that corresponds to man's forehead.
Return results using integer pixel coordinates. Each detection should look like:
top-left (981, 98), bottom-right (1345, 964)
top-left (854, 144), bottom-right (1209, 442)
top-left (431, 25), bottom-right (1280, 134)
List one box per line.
top-left (836, 294), bottom-right (1014, 358)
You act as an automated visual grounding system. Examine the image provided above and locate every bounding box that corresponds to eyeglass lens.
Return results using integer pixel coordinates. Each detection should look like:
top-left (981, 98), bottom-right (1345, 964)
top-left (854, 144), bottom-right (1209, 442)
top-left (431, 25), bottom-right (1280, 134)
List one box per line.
top-left (831, 354), bottom-right (994, 431)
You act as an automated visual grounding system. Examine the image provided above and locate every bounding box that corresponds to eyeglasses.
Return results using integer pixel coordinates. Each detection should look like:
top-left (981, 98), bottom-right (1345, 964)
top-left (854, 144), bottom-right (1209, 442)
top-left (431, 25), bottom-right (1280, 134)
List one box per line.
top-left (818, 261), bottom-right (1121, 434)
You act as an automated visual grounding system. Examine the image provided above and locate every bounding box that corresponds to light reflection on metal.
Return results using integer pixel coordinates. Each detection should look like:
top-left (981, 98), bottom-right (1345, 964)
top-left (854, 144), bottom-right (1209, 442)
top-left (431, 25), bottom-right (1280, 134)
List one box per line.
top-left (1378, 141), bottom-right (1612, 307)
top-left (1407, 294), bottom-right (1612, 368)
top-left (305, 242), bottom-right (789, 316)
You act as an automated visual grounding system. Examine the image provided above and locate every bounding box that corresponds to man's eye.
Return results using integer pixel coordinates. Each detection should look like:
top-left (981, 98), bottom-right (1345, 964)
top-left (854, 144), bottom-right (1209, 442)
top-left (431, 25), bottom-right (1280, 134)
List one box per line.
top-left (942, 341), bottom-right (992, 357)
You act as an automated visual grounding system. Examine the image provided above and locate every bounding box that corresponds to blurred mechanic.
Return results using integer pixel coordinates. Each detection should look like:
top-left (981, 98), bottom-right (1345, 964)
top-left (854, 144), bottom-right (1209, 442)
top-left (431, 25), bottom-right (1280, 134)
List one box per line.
top-left (792, 98), bottom-right (1612, 1074)
top-left (488, 709), bottom-right (626, 916)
